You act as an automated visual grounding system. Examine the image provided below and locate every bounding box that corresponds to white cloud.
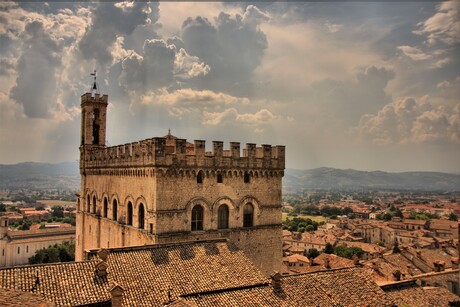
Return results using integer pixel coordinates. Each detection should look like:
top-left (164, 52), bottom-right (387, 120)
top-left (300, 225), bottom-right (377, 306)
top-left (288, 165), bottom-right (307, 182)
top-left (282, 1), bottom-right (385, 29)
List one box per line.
top-left (324, 21), bottom-right (343, 33)
top-left (174, 48), bottom-right (210, 79)
top-left (202, 108), bottom-right (275, 126)
top-left (414, 1), bottom-right (460, 46)
top-left (356, 97), bottom-right (460, 145)
top-left (397, 45), bottom-right (431, 61)
top-left (140, 88), bottom-right (249, 108)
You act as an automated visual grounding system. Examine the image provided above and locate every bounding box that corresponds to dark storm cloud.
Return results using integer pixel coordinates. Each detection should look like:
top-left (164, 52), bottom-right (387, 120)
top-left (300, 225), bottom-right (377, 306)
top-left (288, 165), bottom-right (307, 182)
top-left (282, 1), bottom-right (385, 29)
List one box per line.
top-left (78, 2), bottom-right (158, 67)
top-left (119, 39), bottom-right (176, 92)
top-left (10, 20), bottom-right (62, 118)
top-left (180, 5), bottom-right (269, 96)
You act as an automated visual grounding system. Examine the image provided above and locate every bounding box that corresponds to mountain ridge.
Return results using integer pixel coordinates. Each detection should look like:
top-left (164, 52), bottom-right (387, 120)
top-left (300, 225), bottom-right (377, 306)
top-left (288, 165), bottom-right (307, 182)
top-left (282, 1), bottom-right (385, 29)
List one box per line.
top-left (0, 162), bottom-right (459, 192)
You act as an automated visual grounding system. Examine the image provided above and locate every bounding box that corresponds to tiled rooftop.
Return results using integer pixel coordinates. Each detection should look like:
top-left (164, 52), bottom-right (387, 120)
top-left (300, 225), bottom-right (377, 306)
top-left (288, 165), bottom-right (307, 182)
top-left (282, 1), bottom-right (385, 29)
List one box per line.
top-left (0, 260), bottom-right (111, 306)
top-left (105, 240), bottom-right (269, 306)
top-left (383, 282), bottom-right (460, 306)
top-left (183, 267), bottom-right (394, 307)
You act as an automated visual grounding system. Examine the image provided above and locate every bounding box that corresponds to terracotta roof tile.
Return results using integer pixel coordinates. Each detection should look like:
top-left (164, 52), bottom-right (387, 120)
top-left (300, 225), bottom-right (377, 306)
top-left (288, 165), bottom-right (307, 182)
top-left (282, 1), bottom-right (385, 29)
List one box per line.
top-left (0, 260), bottom-right (111, 306)
top-left (183, 267), bottom-right (393, 307)
top-left (384, 283), bottom-right (460, 306)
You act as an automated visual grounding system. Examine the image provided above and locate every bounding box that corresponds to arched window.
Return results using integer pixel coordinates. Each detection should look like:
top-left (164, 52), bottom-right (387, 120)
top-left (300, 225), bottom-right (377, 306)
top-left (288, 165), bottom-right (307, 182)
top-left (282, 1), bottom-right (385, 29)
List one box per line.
top-left (217, 173), bottom-right (223, 183)
top-left (103, 198), bottom-right (108, 218)
top-left (138, 203), bottom-right (145, 229)
top-left (197, 171), bottom-right (203, 184)
top-left (112, 199), bottom-right (118, 221)
top-left (92, 196), bottom-right (97, 214)
top-left (87, 195), bottom-right (90, 212)
top-left (218, 205), bottom-right (229, 229)
top-left (243, 203), bottom-right (254, 227)
top-left (244, 172), bottom-right (250, 183)
top-left (92, 109), bottom-right (100, 145)
top-left (127, 202), bottom-right (133, 226)
top-left (191, 205), bottom-right (203, 231)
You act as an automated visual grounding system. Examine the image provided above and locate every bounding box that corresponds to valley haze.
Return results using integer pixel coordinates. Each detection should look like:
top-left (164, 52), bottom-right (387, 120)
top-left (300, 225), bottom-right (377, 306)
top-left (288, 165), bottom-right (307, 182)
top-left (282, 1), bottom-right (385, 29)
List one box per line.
top-left (1, 162), bottom-right (459, 192)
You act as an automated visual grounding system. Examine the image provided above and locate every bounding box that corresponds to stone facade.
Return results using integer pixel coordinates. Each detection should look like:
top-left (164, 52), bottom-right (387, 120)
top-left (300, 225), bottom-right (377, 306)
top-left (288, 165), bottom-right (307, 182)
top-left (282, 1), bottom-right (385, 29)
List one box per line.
top-left (0, 217), bottom-right (75, 267)
top-left (76, 89), bottom-right (285, 275)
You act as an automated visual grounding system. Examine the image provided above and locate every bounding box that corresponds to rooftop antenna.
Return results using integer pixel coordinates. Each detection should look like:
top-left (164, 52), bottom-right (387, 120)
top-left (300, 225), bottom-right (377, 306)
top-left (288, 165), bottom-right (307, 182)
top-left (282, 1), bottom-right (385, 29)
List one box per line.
top-left (90, 69), bottom-right (100, 96)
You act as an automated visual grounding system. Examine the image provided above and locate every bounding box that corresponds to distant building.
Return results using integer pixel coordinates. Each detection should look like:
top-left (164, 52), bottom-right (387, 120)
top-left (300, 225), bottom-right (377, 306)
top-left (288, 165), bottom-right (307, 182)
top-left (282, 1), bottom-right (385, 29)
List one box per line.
top-left (0, 216), bottom-right (75, 267)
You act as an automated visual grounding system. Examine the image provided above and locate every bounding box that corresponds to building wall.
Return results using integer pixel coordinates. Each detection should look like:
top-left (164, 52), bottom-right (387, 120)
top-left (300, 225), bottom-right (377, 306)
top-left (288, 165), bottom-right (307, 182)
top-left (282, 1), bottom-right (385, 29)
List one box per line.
top-left (0, 233), bottom-right (75, 267)
top-left (76, 169), bottom-right (283, 275)
top-left (76, 91), bottom-right (285, 276)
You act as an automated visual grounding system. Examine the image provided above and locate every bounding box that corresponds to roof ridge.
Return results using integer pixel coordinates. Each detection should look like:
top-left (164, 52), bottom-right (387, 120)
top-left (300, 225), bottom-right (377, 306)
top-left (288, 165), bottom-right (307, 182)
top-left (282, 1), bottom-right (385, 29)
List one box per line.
top-left (88, 238), bottom-right (230, 254)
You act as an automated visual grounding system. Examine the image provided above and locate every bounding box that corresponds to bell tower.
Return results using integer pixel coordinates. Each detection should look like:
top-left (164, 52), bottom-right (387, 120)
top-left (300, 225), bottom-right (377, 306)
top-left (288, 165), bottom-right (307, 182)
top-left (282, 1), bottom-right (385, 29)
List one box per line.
top-left (80, 70), bottom-right (108, 148)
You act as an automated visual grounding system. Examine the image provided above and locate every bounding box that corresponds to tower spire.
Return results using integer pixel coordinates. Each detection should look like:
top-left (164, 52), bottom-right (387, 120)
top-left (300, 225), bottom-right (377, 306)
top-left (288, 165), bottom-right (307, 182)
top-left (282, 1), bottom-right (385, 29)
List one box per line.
top-left (90, 70), bottom-right (100, 96)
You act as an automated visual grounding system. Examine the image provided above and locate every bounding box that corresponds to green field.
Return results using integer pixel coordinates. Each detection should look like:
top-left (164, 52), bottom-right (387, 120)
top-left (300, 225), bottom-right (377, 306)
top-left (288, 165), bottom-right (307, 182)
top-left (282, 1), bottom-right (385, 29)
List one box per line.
top-left (282, 213), bottom-right (326, 223)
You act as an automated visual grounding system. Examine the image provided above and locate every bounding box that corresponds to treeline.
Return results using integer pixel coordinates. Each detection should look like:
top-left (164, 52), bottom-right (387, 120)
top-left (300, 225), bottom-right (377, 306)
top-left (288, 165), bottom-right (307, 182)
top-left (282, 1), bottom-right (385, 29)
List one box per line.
top-left (28, 241), bottom-right (75, 264)
top-left (283, 217), bottom-right (325, 232)
top-left (290, 204), bottom-right (353, 217)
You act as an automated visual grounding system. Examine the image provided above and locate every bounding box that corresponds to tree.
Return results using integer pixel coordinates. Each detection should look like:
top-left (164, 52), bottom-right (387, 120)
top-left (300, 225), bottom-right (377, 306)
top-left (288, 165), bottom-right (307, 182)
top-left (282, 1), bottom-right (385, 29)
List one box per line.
top-left (52, 206), bottom-right (64, 218)
top-left (20, 218), bottom-right (32, 230)
top-left (449, 213), bottom-right (458, 221)
top-left (324, 243), bottom-right (334, 254)
top-left (306, 248), bottom-right (320, 259)
top-left (28, 241), bottom-right (75, 264)
top-left (35, 204), bottom-right (45, 211)
top-left (334, 245), bottom-right (364, 259)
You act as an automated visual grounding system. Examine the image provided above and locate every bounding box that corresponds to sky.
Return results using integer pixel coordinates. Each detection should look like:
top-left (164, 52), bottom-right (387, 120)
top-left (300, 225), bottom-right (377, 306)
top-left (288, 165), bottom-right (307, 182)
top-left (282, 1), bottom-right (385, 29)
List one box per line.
top-left (0, 1), bottom-right (459, 173)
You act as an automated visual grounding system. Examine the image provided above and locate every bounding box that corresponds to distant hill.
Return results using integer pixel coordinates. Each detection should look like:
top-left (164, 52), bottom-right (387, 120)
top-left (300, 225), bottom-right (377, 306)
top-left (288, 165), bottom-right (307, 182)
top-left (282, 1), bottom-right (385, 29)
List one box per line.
top-left (284, 167), bottom-right (460, 192)
top-left (1, 162), bottom-right (459, 192)
top-left (0, 162), bottom-right (79, 190)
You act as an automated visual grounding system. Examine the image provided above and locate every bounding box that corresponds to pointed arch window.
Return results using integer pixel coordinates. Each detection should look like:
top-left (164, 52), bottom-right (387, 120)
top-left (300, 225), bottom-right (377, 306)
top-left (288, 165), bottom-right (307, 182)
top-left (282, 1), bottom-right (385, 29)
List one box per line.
top-left (191, 205), bottom-right (204, 231)
top-left (127, 202), bottom-right (133, 226)
top-left (103, 198), bottom-right (108, 218)
top-left (244, 172), bottom-right (250, 183)
top-left (87, 195), bottom-right (90, 212)
top-left (197, 171), bottom-right (203, 184)
top-left (92, 196), bottom-right (97, 214)
top-left (138, 203), bottom-right (145, 229)
top-left (243, 203), bottom-right (254, 227)
top-left (112, 199), bottom-right (118, 221)
top-left (217, 173), bottom-right (223, 183)
top-left (218, 204), bottom-right (229, 229)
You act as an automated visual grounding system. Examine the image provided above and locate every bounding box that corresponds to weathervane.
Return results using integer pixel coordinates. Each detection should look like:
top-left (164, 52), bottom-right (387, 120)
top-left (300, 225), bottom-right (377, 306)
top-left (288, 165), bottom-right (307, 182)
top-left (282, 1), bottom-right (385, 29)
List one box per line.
top-left (90, 69), bottom-right (100, 96)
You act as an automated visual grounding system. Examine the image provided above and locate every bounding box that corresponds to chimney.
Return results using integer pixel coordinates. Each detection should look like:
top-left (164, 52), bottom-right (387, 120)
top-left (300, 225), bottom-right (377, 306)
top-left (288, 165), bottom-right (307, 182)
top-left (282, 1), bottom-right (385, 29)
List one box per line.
top-left (98, 249), bottom-right (109, 261)
top-left (451, 257), bottom-right (459, 269)
top-left (433, 260), bottom-right (446, 272)
top-left (110, 284), bottom-right (124, 307)
top-left (392, 270), bottom-right (402, 281)
top-left (270, 271), bottom-right (282, 293)
top-left (96, 260), bottom-right (108, 277)
top-left (352, 254), bottom-right (360, 266)
top-left (371, 261), bottom-right (379, 272)
top-left (324, 257), bottom-right (331, 270)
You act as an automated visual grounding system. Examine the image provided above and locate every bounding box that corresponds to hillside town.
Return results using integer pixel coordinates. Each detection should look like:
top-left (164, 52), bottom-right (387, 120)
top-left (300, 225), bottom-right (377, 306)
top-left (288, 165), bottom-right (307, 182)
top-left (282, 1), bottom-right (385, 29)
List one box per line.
top-left (281, 191), bottom-right (459, 296)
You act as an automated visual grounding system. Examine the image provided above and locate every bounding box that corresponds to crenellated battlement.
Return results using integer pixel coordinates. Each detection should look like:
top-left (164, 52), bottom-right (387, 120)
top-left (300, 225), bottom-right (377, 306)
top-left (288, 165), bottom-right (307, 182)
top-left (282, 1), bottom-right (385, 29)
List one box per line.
top-left (80, 137), bottom-right (285, 170)
top-left (81, 92), bottom-right (108, 105)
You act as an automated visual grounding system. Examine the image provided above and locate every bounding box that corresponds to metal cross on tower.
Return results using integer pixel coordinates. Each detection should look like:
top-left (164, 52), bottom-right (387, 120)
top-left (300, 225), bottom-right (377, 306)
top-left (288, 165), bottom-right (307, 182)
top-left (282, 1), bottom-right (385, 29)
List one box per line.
top-left (90, 70), bottom-right (100, 96)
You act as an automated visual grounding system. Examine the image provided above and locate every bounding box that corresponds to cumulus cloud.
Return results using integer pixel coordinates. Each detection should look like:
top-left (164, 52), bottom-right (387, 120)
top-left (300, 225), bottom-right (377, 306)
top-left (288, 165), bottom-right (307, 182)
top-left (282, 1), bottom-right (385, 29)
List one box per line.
top-left (181, 5), bottom-right (269, 95)
top-left (119, 39), bottom-right (175, 92)
top-left (174, 48), bottom-right (210, 79)
top-left (9, 20), bottom-right (63, 118)
top-left (202, 108), bottom-right (275, 126)
top-left (78, 2), bottom-right (156, 67)
top-left (414, 1), bottom-right (460, 46)
top-left (356, 97), bottom-right (460, 145)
